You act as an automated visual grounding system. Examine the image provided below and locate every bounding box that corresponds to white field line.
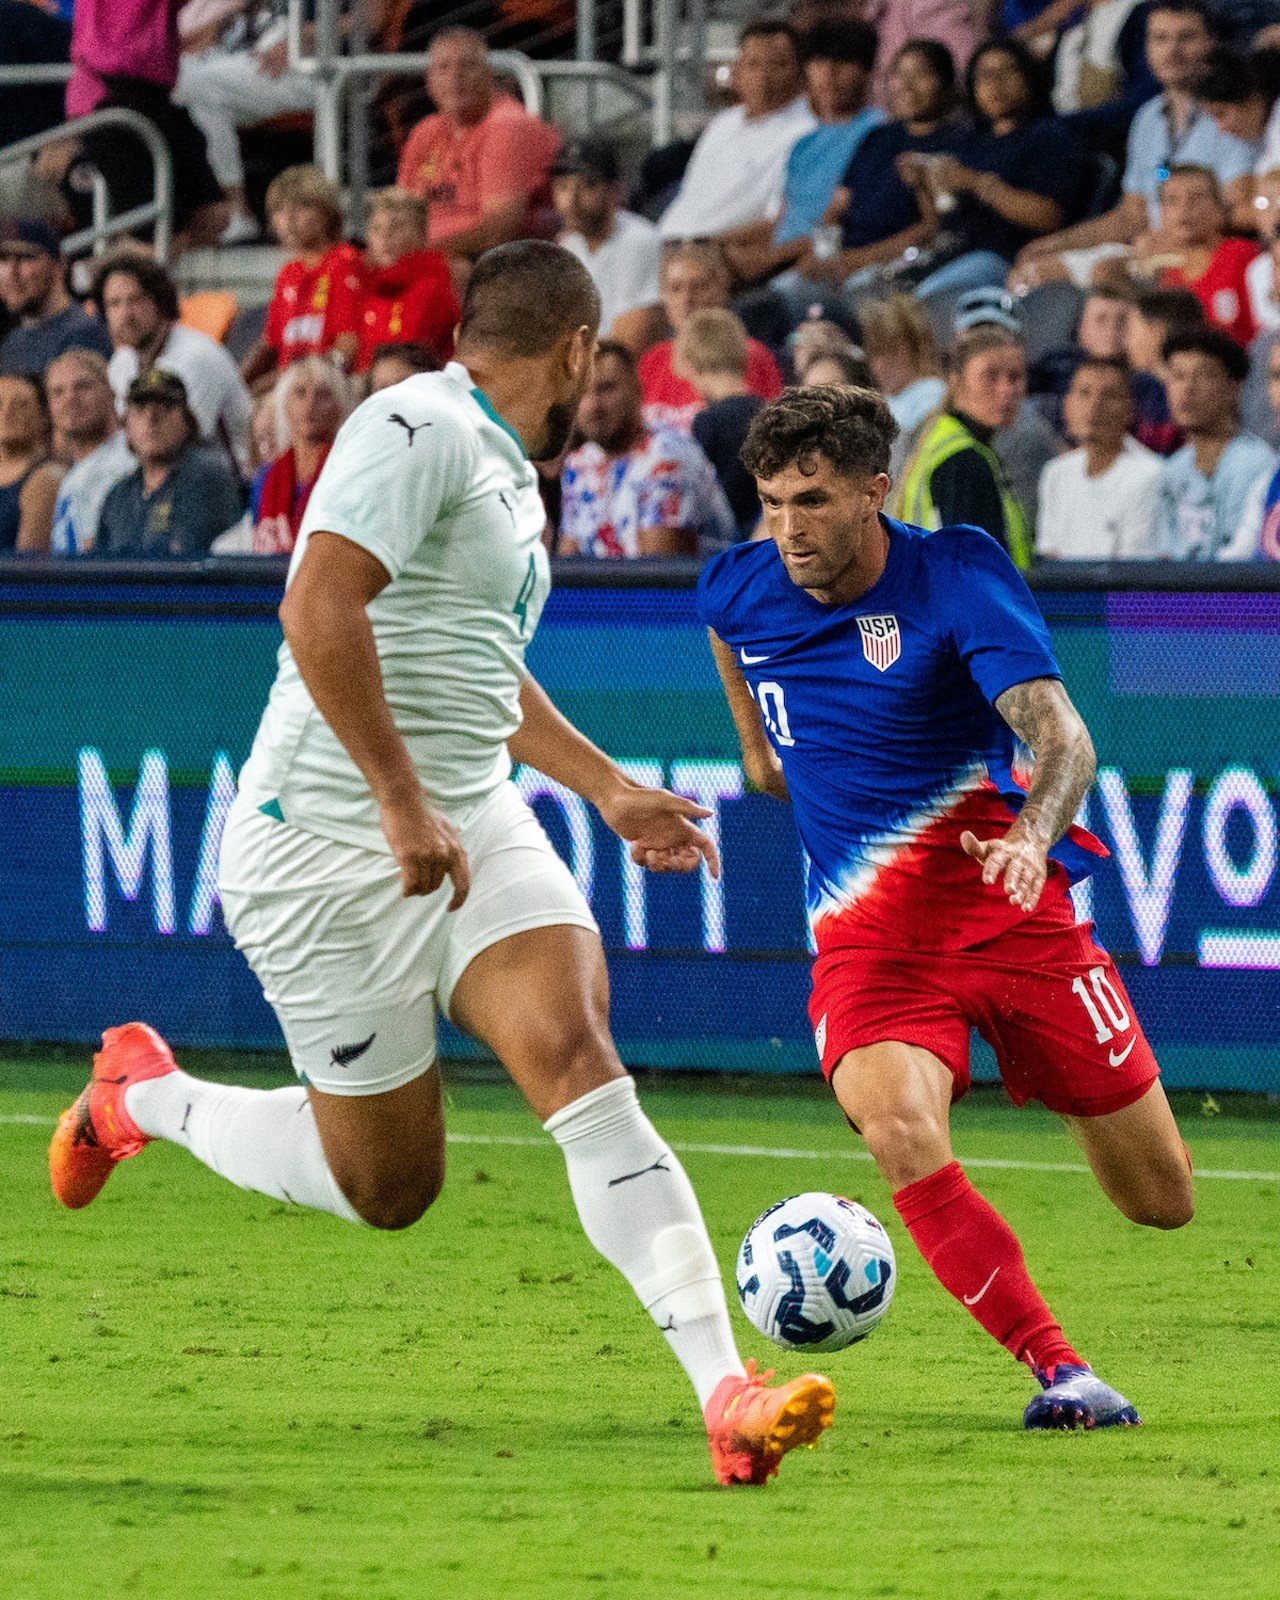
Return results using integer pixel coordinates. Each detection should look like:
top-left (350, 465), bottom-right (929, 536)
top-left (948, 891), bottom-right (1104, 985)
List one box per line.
top-left (4, 1115), bottom-right (1276, 1183)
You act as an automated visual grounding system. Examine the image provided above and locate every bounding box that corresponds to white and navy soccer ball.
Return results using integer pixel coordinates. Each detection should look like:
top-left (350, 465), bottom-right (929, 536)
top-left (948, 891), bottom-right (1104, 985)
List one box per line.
top-left (736, 1192), bottom-right (896, 1353)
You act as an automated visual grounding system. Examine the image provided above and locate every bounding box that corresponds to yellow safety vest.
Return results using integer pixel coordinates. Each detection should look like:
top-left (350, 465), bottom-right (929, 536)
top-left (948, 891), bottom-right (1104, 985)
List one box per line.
top-left (894, 412), bottom-right (1032, 571)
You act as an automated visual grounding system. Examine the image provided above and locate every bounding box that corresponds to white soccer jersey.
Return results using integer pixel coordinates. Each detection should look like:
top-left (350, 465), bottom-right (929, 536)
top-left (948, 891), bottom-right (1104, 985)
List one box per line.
top-left (235, 361), bottom-right (551, 853)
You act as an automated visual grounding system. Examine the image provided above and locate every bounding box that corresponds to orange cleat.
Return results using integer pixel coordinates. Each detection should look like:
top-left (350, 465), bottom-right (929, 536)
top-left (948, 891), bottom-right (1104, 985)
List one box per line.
top-left (49, 1023), bottom-right (178, 1209)
top-left (703, 1359), bottom-right (836, 1486)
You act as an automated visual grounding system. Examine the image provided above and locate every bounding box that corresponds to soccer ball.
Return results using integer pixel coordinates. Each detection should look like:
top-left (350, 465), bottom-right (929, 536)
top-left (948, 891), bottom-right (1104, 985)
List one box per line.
top-left (736, 1192), bottom-right (896, 1353)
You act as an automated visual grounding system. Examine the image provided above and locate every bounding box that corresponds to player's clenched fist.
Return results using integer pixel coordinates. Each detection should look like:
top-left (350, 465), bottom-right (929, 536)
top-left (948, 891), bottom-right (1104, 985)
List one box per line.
top-left (961, 827), bottom-right (1048, 912)
top-left (379, 792), bottom-right (472, 906)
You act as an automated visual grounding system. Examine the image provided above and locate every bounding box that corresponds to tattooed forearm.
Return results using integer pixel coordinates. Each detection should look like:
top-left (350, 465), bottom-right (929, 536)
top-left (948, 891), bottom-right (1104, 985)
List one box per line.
top-left (994, 677), bottom-right (1096, 847)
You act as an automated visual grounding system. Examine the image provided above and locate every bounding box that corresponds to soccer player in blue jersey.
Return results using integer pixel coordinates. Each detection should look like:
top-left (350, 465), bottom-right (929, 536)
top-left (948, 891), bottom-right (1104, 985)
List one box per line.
top-left (695, 385), bottom-right (1194, 1429)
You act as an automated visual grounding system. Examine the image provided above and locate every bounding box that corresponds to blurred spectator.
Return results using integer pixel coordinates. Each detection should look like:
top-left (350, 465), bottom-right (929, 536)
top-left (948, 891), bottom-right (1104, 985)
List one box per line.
top-left (0, 1), bottom-right (74, 226)
top-left (1028, 285), bottom-right (1131, 432)
top-left (1195, 44), bottom-right (1280, 186)
top-left (1154, 326), bottom-right (1275, 556)
top-left (1036, 356), bottom-right (1161, 556)
top-left (554, 141), bottom-right (665, 351)
top-left (675, 309), bottom-right (765, 537)
top-left (396, 27), bottom-right (561, 259)
top-left (0, 0), bottom-right (72, 146)
top-left (640, 243), bottom-right (783, 432)
top-left (241, 167), bottom-right (364, 386)
top-left (174, 0), bottom-right (375, 244)
top-left (253, 357), bottom-right (350, 554)
top-left (721, 22), bottom-right (884, 287)
top-left (1232, 338), bottom-right (1280, 556)
top-left (559, 341), bottom-right (736, 557)
top-left (1048, 0), bottom-right (1150, 117)
top-left (1124, 284), bottom-right (1207, 451)
top-left (67, 0), bottom-right (228, 250)
top-left (894, 323), bottom-right (1032, 565)
top-left (356, 188), bottom-right (459, 373)
top-left (789, 316), bottom-right (863, 379)
top-left (47, 349), bottom-right (132, 552)
top-left (794, 41), bottom-right (966, 296)
top-left (366, 341), bottom-right (441, 393)
top-left (246, 390), bottom-right (279, 526)
top-left (859, 295), bottom-right (947, 452)
top-left (1246, 167), bottom-right (1280, 334)
top-left (947, 288), bottom-right (1063, 533)
top-left (97, 251), bottom-right (252, 473)
top-left (0, 371), bottom-right (62, 552)
top-left (1143, 164), bottom-right (1258, 345)
top-left (98, 369), bottom-right (243, 557)
top-left (864, 0), bottom-right (980, 107)
top-left (800, 347), bottom-right (876, 386)
top-left (659, 19), bottom-right (817, 241)
top-left (899, 41), bottom-right (1087, 298)
top-left (1014, 2), bottom-right (1255, 289)
top-left (0, 218), bottom-right (112, 377)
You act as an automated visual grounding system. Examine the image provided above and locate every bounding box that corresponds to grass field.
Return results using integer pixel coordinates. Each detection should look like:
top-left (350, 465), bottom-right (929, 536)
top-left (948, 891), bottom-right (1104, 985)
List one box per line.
top-left (1, 1053), bottom-right (1278, 1600)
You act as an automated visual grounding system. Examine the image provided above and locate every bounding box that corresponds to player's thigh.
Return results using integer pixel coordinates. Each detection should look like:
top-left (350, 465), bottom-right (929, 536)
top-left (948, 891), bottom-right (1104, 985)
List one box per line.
top-left (440, 783), bottom-right (617, 1122)
top-left (449, 924), bottom-right (624, 1122)
top-left (221, 802), bottom-right (451, 1218)
top-left (308, 1070), bottom-right (447, 1229)
top-left (1061, 1079), bottom-right (1194, 1230)
top-left (829, 1042), bottom-right (956, 1189)
top-left (975, 920), bottom-right (1161, 1117)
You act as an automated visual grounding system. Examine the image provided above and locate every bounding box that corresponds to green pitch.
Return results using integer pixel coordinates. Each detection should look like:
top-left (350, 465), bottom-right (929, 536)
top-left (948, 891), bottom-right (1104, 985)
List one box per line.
top-left (1, 1055), bottom-right (1277, 1600)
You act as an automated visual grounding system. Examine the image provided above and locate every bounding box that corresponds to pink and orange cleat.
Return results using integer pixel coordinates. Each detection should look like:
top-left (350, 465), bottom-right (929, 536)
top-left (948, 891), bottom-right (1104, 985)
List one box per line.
top-left (49, 1023), bottom-right (178, 1208)
top-left (703, 1359), bottom-right (836, 1485)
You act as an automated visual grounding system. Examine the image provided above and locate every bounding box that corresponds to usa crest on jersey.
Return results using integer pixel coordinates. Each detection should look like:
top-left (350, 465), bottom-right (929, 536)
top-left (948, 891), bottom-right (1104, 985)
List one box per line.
top-left (856, 614), bottom-right (901, 671)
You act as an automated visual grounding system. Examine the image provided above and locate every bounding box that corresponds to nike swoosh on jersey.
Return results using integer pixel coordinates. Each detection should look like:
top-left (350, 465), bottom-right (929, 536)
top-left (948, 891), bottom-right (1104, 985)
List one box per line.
top-left (740, 648), bottom-right (771, 665)
top-left (963, 1267), bottom-right (1000, 1307)
top-left (1108, 1036), bottom-right (1137, 1067)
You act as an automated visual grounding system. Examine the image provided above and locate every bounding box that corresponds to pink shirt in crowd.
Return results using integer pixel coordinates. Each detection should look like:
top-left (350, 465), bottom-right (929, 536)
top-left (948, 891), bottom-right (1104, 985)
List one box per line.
top-left (67, 0), bottom-right (181, 116)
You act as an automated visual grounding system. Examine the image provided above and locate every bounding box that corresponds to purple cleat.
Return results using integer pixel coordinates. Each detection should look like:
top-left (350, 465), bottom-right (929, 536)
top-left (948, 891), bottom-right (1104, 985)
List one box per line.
top-left (1023, 1364), bottom-right (1142, 1431)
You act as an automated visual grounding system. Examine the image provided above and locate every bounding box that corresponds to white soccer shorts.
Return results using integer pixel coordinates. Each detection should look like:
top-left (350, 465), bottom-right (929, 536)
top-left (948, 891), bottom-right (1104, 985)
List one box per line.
top-left (218, 781), bottom-right (599, 1096)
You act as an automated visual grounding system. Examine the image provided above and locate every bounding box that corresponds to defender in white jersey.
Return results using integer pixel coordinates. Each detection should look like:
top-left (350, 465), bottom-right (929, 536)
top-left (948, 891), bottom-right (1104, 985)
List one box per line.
top-left (50, 243), bottom-right (834, 1487)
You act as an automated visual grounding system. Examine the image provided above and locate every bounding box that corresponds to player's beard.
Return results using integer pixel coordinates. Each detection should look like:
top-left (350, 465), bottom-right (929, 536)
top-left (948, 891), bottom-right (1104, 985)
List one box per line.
top-left (536, 398), bottom-right (579, 461)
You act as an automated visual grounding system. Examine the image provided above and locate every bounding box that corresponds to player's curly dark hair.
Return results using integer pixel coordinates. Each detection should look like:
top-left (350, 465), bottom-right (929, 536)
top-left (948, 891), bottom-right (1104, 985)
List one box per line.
top-left (739, 385), bottom-right (898, 483)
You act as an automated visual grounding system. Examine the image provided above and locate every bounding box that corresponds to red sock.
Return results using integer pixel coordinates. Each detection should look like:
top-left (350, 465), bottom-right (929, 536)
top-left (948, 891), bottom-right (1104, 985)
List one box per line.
top-left (893, 1161), bottom-right (1083, 1375)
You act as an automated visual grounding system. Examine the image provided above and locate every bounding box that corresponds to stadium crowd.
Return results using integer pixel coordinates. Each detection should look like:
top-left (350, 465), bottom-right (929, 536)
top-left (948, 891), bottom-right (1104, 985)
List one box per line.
top-left (5, 0), bottom-right (1280, 562)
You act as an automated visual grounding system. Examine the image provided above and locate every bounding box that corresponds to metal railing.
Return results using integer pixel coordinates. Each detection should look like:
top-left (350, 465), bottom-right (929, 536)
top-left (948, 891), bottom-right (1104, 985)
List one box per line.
top-left (0, 92), bottom-right (174, 262)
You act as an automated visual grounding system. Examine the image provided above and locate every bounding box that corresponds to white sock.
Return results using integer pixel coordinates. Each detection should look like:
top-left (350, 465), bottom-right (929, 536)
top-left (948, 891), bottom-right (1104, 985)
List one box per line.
top-left (125, 1072), bottom-right (362, 1224)
top-left (544, 1077), bottom-right (746, 1410)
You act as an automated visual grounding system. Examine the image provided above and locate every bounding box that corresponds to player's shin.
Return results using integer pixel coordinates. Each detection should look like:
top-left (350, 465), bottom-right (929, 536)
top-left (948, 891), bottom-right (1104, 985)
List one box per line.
top-left (544, 1077), bottom-right (746, 1408)
top-left (126, 1073), bottom-right (363, 1223)
top-left (892, 1160), bottom-right (1082, 1375)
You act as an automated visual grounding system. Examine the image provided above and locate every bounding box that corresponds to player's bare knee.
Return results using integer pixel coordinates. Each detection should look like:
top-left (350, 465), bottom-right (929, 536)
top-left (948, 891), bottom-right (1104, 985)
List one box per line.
top-left (1132, 1179), bottom-right (1194, 1231)
top-left (520, 1009), bottom-right (622, 1114)
top-left (338, 1164), bottom-right (445, 1230)
top-left (858, 1111), bottom-right (950, 1189)
top-left (1116, 1163), bottom-right (1194, 1230)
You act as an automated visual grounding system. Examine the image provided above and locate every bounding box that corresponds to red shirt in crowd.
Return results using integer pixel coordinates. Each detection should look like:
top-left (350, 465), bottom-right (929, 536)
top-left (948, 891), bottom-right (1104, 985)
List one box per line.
top-left (395, 96), bottom-right (561, 249)
top-left (1162, 237), bottom-right (1261, 348)
top-left (638, 337), bottom-right (784, 433)
top-left (264, 242), bottom-right (364, 366)
top-left (356, 250), bottom-right (460, 371)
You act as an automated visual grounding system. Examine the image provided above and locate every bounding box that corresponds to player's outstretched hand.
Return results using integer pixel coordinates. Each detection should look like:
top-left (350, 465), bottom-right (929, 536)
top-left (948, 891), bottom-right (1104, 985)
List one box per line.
top-left (379, 793), bottom-right (471, 907)
top-left (598, 784), bottom-right (721, 879)
top-left (961, 828), bottom-right (1047, 912)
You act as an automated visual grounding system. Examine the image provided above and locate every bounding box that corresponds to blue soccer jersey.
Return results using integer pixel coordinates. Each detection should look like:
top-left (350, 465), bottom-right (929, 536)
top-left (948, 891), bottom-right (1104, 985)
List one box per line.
top-left (697, 518), bottom-right (1107, 952)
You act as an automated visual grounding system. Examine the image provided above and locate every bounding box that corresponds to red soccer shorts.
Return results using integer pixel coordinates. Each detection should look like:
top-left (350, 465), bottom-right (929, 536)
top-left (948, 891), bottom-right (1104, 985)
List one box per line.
top-left (808, 912), bottom-right (1160, 1119)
